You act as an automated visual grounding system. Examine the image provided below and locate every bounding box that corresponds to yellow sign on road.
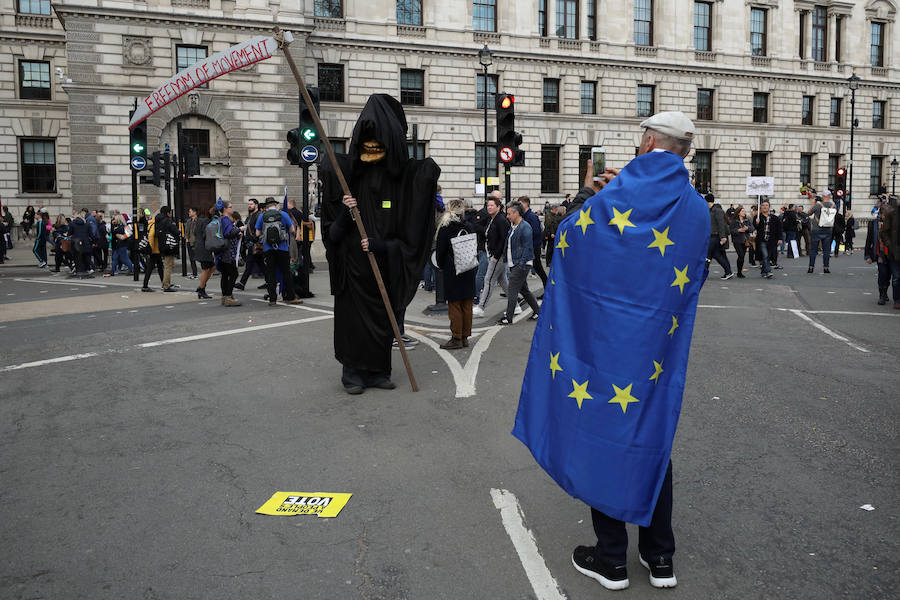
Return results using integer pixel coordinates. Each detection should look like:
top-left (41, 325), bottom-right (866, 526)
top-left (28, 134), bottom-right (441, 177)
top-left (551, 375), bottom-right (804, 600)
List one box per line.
top-left (256, 492), bottom-right (352, 518)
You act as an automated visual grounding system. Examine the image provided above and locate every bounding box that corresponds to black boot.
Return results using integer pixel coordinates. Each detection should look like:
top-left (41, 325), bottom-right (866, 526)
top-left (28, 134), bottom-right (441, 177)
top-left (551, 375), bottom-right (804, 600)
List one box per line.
top-left (198, 287), bottom-right (212, 299)
top-left (878, 287), bottom-right (889, 306)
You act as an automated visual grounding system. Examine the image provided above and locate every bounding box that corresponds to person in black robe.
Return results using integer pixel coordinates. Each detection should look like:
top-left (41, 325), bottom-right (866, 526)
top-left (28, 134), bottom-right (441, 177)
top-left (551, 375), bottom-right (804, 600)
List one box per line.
top-left (321, 94), bottom-right (441, 394)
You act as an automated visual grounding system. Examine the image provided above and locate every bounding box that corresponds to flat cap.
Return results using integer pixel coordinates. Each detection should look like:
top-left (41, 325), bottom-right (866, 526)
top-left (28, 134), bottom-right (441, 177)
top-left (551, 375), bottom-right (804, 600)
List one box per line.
top-left (640, 111), bottom-right (695, 141)
top-left (820, 189), bottom-right (832, 198)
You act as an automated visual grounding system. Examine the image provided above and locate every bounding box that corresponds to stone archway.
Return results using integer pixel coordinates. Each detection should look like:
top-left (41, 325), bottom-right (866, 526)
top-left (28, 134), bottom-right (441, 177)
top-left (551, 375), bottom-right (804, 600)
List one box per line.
top-left (158, 112), bottom-right (232, 205)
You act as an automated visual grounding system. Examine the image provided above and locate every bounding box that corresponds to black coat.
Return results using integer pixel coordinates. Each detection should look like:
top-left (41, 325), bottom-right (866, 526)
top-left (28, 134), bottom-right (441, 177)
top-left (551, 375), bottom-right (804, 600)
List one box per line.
top-left (436, 220), bottom-right (476, 302)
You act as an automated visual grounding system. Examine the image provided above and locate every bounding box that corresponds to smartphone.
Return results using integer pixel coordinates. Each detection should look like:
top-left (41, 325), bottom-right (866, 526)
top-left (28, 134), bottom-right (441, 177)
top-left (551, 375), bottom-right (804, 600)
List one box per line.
top-left (591, 147), bottom-right (606, 181)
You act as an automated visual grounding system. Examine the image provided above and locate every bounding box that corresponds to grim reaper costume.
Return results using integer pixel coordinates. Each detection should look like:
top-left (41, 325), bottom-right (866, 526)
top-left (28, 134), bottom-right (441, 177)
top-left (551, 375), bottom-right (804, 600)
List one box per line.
top-left (321, 94), bottom-right (441, 392)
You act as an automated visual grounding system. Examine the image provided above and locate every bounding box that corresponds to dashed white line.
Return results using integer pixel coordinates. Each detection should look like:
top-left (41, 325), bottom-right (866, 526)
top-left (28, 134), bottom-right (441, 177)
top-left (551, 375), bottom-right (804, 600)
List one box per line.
top-left (0, 353), bottom-right (100, 373)
top-left (790, 309), bottom-right (869, 353)
top-left (137, 314), bottom-right (334, 348)
top-left (490, 489), bottom-right (566, 600)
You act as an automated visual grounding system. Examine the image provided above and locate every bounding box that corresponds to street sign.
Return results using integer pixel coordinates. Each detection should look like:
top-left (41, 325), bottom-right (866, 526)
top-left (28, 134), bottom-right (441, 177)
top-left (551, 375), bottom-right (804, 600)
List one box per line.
top-left (131, 156), bottom-right (147, 171)
top-left (499, 147), bottom-right (513, 163)
top-left (301, 145), bottom-right (319, 163)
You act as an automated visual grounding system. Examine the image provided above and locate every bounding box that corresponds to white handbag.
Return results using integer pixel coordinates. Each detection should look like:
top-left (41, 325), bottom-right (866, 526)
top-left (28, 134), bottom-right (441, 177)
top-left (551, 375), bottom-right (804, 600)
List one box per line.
top-left (450, 229), bottom-right (478, 275)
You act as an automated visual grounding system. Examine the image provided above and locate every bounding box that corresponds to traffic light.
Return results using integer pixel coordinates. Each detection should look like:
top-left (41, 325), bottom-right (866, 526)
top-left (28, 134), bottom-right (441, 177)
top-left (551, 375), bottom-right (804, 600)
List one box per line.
top-left (149, 151), bottom-right (162, 187)
top-left (299, 86), bottom-right (321, 149)
top-left (184, 145), bottom-right (200, 177)
top-left (835, 165), bottom-right (847, 194)
top-left (130, 120), bottom-right (147, 162)
top-left (496, 93), bottom-right (524, 167)
top-left (286, 127), bottom-right (301, 165)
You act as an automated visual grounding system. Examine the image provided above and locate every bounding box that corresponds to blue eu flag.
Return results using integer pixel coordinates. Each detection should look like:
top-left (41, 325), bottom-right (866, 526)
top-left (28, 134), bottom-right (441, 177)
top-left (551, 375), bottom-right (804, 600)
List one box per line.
top-left (512, 151), bottom-right (710, 526)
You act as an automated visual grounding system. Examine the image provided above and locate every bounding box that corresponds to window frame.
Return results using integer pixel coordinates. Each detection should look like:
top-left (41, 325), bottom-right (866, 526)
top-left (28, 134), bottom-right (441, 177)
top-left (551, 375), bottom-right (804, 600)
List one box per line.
top-left (476, 73), bottom-right (498, 110)
top-left (540, 145), bottom-right (561, 194)
top-left (399, 68), bottom-right (425, 106)
top-left (182, 128), bottom-right (211, 158)
top-left (835, 16), bottom-right (843, 63)
top-left (873, 100), bottom-right (886, 129)
top-left (18, 0), bottom-right (51, 15)
top-left (800, 153), bottom-right (813, 186)
top-left (830, 97), bottom-right (842, 127)
top-left (753, 92), bottom-right (769, 124)
top-left (750, 152), bottom-right (767, 177)
top-left (750, 7), bottom-right (767, 56)
top-left (694, 1), bottom-right (712, 52)
top-left (694, 150), bottom-right (713, 194)
top-left (697, 88), bottom-right (714, 121)
top-left (556, 0), bottom-right (578, 39)
top-left (637, 84), bottom-right (655, 118)
top-left (407, 140), bottom-right (427, 160)
top-left (475, 142), bottom-right (499, 191)
top-left (473, 0), bottom-right (497, 33)
top-left (870, 156), bottom-right (884, 195)
top-left (20, 138), bottom-right (57, 194)
top-left (543, 78), bottom-right (560, 113)
top-left (539, 0), bottom-right (548, 37)
top-left (799, 11), bottom-right (806, 59)
top-left (18, 59), bottom-right (51, 100)
top-left (586, 0), bottom-right (597, 41)
top-left (634, 0), bottom-right (653, 47)
top-left (176, 45), bottom-right (208, 88)
top-left (812, 5), bottom-right (827, 62)
top-left (828, 154), bottom-right (842, 189)
top-left (802, 95), bottom-right (814, 126)
top-left (314, 0), bottom-right (343, 19)
top-left (397, 0), bottom-right (423, 26)
top-left (581, 81), bottom-right (597, 115)
top-left (871, 22), bottom-right (885, 67)
top-left (318, 63), bottom-right (345, 103)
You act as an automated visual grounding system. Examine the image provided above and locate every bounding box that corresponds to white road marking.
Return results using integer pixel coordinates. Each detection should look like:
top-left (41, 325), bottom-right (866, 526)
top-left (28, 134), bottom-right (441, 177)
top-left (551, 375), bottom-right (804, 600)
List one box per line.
top-left (790, 309), bottom-right (869, 353)
top-left (772, 308), bottom-right (899, 317)
top-left (407, 325), bottom-right (503, 398)
top-left (251, 298), bottom-right (336, 315)
top-left (137, 314), bottom-right (334, 348)
top-left (0, 353), bottom-right (100, 373)
top-left (490, 489), bottom-right (566, 600)
top-left (14, 277), bottom-right (107, 288)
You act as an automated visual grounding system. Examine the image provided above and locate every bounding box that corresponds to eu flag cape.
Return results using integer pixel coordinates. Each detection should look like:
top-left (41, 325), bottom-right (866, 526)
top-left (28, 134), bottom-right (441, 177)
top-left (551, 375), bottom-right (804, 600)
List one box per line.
top-left (512, 150), bottom-right (710, 526)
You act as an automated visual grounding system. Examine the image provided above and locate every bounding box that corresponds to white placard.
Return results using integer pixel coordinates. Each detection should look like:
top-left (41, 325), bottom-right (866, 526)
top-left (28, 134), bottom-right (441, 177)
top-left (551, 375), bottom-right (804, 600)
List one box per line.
top-left (746, 177), bottom-right (775, 196)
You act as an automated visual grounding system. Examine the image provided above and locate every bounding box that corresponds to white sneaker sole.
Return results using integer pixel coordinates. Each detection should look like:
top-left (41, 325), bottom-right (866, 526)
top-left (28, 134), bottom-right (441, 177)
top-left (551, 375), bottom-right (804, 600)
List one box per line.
top-left (639, 557), bottom-right (677, 588)
top-left (572, 556), bottom-right (629, 590)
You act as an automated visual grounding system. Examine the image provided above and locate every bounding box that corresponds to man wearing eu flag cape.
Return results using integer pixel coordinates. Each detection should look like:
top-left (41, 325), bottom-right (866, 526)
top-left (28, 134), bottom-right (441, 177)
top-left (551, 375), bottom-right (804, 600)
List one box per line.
top-left (512, 112), bottom-right (710, 591)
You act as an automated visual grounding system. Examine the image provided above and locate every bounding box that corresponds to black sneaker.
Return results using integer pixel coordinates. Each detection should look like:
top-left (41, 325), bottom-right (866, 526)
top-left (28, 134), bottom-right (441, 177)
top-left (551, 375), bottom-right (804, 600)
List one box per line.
top-left (392, 335), bottom-right (418, 350)
top-left (571, 546), bottom-right (629, 590)
top-left (639, 555), bottom-right (677, 588)
top-left (720, 272), bottom-right (735, 280)
top-left (234, 282), bottom-right (245, 290)
top-left (496, 316), bottom-right (512, 325)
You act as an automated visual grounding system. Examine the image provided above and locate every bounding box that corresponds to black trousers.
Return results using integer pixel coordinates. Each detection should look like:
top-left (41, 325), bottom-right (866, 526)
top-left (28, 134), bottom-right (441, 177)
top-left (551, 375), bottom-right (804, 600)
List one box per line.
top-left (219, 261), bottom-right (238, 296)
top-left (240, 250), bottom-right (262, 285)
top-left (264, 249), bottom-right (296, 302)
top-left (591, 461), bottom-right (674, 564)
top-left (142, 253), bottom-right (164, 287)
top-left (532, 245), bottom-right (548, 286)
top-left (735, 243), bottom-right (748, 273)
top-left (707, 237), bottom-right (732, 275)
top-left (187, 244), bottom-right (197, 277)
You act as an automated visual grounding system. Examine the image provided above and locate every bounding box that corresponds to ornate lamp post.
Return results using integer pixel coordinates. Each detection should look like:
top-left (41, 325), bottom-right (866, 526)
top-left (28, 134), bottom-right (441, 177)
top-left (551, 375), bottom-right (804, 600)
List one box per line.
top-left (891, 157), bottom-right (898, 197)
top-left (478, 44), bottom-right (493, 207)
top-left (847, 70), bottom-right (860, 216)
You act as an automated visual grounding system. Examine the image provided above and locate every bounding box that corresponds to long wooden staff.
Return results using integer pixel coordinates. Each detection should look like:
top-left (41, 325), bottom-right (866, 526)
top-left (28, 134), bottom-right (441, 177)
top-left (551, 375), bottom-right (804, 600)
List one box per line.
top-left (274, 27), bottom-right (419, 392)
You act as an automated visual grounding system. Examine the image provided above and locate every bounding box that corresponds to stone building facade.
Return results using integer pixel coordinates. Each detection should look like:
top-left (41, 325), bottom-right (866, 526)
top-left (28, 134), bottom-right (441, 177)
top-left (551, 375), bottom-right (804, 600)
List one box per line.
top-left (1, 0), bottom-right (898, 218)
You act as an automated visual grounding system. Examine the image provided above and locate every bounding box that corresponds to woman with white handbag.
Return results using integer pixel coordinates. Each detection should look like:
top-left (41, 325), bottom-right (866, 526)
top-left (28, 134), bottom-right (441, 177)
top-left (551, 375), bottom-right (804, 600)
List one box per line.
top-left (435, 199), bottom-right (477, 349)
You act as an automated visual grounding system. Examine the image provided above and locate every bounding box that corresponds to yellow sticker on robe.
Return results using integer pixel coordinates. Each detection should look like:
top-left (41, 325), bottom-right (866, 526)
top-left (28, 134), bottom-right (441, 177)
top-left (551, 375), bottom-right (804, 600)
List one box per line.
top-left (256, 492), bottom-right (352, 518)
top-left (382, 200), bottom-right (392, 209)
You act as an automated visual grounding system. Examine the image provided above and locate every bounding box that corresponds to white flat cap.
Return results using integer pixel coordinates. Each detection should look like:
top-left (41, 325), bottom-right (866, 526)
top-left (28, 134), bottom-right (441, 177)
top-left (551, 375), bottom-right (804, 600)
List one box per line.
top-left (820, 189), bottom-right (832, 197)
top-left (640, 111), bottom-right (696, 141)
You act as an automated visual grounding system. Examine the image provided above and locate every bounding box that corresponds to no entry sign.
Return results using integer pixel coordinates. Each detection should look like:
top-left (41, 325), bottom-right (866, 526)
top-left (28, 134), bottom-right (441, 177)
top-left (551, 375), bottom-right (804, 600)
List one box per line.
top-left (499, 147), bottom-right (513, 162)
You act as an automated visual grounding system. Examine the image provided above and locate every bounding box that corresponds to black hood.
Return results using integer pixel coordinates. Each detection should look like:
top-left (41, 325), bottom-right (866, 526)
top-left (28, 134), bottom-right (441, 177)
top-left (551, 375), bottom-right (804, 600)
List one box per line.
top-left (349, 94), bottom-right (409, 176)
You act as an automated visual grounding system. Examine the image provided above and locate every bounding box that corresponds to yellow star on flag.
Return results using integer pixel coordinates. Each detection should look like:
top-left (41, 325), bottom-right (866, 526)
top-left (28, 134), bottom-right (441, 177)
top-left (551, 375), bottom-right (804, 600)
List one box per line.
top-left (668, 315), bottom-right (679, 337)
top-left (670, 265), bottom-right (690, 294)
top-left (647, 227), bottom-right (675, 257)
top-left (649, 360), bottom-right (664, 384)
top-left (556, 230), bottom-right (570, 257)
top-left (568, 379), bottom-right (593, 410)
top-left (549, 352), bottom-right (563, 380)
top-left (608, 207), bottom-right (636, 235)
top-left (575, 207), bottom-right (595, 235)
top-left (608, 383), bottom-right (640, 414)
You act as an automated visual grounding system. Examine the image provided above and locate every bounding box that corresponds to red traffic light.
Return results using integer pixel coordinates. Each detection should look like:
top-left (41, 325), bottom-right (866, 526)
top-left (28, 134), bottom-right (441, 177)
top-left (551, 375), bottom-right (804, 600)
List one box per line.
top-left (500, 95), bottom-right (514, 109)
top-left (836, 167), bottom-right (846, 177)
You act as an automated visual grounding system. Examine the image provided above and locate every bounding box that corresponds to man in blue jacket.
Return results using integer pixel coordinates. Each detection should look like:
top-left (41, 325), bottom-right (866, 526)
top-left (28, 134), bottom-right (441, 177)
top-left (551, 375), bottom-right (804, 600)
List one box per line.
top-left (499, 201), bottom-right (541, 325)
top-left (520, 196), bottom-right (547, 287)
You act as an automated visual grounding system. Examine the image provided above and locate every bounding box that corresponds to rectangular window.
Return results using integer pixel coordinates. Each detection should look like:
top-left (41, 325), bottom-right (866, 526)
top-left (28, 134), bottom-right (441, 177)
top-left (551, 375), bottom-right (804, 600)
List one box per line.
top-left (581, 81), bottom-right (596, 115)
top-left (873, 101), bottom-right (886, 129)
top-left (802, 96), bottom-right (814, 125)
top-left (182, 128), bottom-right (210, 158)
top-left (694, 2), bottom-right (712, 51)
top-left (828, 154), bottom-right (842, 188)
top-left (751, 152), bottom-right (767, 177)
top-left (407, 141), bottom-right (427, 160)
top-left (397, 0), bottom-right (422, 26)
top-left (314, 0), bottom-right (343, 18)
top-left (753, 92), bottom-right (768, 124)
top-left (476, 73), bottom-right (498, 110)
top-left (330, 139), bottom-right (347, 154)
top-left (541, 146), bottom-right (560, 194)
top-left (586, 0), bottom-right (597, 41)
top-left (18, 0), bottom-right (50, 15)
top-left (637, 85), bottom-right (655, 118)
top-left (830, 97), bottom-right (842, 127)
top-left (475, 143), bottom-right (499, 189)
top-left (812, 6), bottom-right (827, 62)
top-left (556, 0), bottom-right (578, 39)
top-left (543, 78), bottom-right (560, 113)
top-left (176, 45), bottom-right (207, 87)
top-left (634, 0), bottom-right (653, 46)
top-left (473, 0), bottom-right (497, 32)
top-left (835, 16), bottom-right (842, 62)
top-left (799, 12), bottom-right (806, 59)
top-left (694, 150), bottom-right (712, 193)
top-left (870, 157), bottom-right (884, 195)
top-left (751, 8), bottom-right (767, 56)
top-left (19, 60), bottom-right (50, 100)
top-left (800, 153), bottom-right (813, 186)
top-left (20, 139), bottom-right (56, 193)
top-left (318, 63), bottom-right (345, 102)
top-left (697, 89), bottom-right (713, 120)
top-left (539, 0), bottom-right (548, 36)
top-left (400, 69), bottom-right (424, 106)
top-left (871, 22), bottom-right (885, 67)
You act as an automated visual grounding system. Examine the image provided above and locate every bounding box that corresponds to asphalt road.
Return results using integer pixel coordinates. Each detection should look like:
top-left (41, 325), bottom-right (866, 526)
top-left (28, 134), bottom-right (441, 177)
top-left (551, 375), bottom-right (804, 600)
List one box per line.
top-left (1, 247), bottom-right (898, 599)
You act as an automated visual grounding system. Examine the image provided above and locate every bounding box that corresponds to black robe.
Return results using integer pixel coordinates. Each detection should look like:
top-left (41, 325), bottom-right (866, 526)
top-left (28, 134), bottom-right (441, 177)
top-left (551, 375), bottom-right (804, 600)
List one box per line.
top-left (321, 94), bottom-right (440, 374)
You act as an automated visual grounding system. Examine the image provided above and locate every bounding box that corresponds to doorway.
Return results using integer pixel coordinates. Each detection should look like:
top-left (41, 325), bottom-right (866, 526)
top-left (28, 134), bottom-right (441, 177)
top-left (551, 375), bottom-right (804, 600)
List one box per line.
top-left (183, 178), bottom-right (216, 217)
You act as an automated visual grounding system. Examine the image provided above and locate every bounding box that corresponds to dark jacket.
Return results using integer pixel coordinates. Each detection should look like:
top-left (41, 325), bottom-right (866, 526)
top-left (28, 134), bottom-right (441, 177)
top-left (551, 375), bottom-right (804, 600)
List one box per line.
top-left (506, 220), bottom-right (535, 267)
top-left (69, 217), bottom-right (90, 242)
top-left (466, 207), bottom-right (489, 253)
top-left (709, 203), bottom-right (728, 239)
top-left (485, 211), bottom-right (510, 260)
top-left (880, 205), bottom-right (900, 262)
top-left (523, 208), bottom-right (542, 250)
top-left (568, 186), bottom-right (595, 217)
top-left (435, 219), bottom-right (476, 302)
top-left (193, 217), bottom-right (213, 263)
top-left (85, 214), bottom-right (99, 241)
top-left (781, 210), bottom-right (798, 233)
top-left (543, 209), bottom-right (564, 243)
top-left (730, 217), bottom-right (754, 246)
top-left (155, 213), bottom-right (178, 256)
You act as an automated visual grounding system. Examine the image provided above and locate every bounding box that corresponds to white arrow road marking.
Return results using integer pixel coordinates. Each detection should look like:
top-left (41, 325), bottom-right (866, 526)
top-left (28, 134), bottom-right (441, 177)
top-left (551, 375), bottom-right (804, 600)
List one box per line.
top-left (491, 488), bottom-right (566, 600)
top-left (407, 326), bottom-right (503, 398)
top-left (789, 309), bottom-right (869, 353)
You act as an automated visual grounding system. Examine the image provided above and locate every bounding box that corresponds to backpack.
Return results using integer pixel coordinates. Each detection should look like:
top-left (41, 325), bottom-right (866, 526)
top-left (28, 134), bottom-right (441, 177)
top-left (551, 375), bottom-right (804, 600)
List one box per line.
top-left (818, 205), bottom-right (837, 228)
top-left (262, 209), bottom-right (287, 247)
top-left (205, 216), bottom-right (227, 252)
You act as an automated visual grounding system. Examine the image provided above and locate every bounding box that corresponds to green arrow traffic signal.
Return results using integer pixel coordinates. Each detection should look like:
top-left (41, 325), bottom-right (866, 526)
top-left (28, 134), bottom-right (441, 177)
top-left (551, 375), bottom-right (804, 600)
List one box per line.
top-left (302, 128), bottom-right (317, 142)
top-left (132, 143), bottom-right (144, 153)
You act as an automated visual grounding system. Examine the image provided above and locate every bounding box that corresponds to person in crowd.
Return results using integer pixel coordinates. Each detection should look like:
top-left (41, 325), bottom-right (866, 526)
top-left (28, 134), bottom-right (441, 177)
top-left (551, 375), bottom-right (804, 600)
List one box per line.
top-left (0, 212), bottom-right (8, 264)
top-left (255, 197), bottom-right (303, 307)
top-left (470, 192), bottom-right (494, 306)
top-left (808, 190), bottom-right (836, 274)
top-left (84, 209), bottom-right (100, 270)
top-left (725, 203), bottom-right (736, 223)
top-left (154, 206), bottom-right (179, 292)
top-left (107, 215), bottom-right (134, 276)
top-left (194, 206), bottom-right (215, 299)
top-left (236, 198), bottom-right (262, 290)
top-left (21, 205), bottom-right (35, 239)
top-left (543, 204), bottom-right (565, 267)
top-left (434, 198), bottom-right (475, 349)
top-left (782, 203), bottom-right (799, 258)
top-left (472, 195), bottom-right (512, 317)
top-left (94, 210), bottom-right (108, 271)
top-left (498, 201), bottom-right (541, 325)
top-left (214, 199), bottom-right (244, 306)
top-left (706, 194), bottom-right (733, 280)
top-left (561, 193), bottom-right (572, 211)
top-left (832, 209), bottom-right (846, 258)
top-left (798, 204), bottom-right (811, 256)
top-left (865, 201), bottom-right (892, 305)
top-left (50, 215), bottom-right (71, 272)
top-left (844, 210), bottom-right (856, 255)
top-left (748, 205), bottom-right (758, 266)
top-left (185, 206), bottom-right (200, 279)
top-left (877, 198), bottom-right (900, 309)
top-left (730, 206), bottom-right (754, 278)
top-left (32, 209), bottom-right (50, 268)
top-left (519, 196), bottom-right (547, 287)
top-left (140, 208), bottom-right (166, 291)
top-left (68, 210), bottom-right (93, 278)
top-left (754, 200), bottom-right (780, 278)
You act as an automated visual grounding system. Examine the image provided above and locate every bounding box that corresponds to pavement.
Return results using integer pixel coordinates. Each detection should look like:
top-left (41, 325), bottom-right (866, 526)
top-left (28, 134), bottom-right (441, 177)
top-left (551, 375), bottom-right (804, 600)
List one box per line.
top-left (0, 243), bottom-right (898, 599)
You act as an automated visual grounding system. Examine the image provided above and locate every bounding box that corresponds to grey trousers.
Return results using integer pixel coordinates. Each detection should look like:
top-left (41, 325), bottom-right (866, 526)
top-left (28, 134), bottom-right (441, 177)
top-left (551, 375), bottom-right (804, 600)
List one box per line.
top-left (478, 257), bottom-right (508, 310)
top-left (505, 264), bottom-right (540, 320)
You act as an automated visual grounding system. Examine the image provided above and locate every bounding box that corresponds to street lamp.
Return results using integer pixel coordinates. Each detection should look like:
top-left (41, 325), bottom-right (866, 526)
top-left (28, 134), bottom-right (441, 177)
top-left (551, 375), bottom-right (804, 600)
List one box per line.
top-left (891, 157), bottom-right (898, 196)
top-left (846, 69), bottom-right (860, 216)
top-left (478, 44), bottom-right (493, 207)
